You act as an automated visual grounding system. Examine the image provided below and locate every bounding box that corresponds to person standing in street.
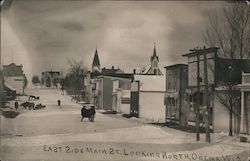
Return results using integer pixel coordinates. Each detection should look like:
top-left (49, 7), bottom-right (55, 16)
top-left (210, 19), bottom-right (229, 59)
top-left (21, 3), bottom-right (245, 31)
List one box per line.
top-left (58, 99), bottom-right (61, 106)
top-left (15, 100), bottom-right (18, 110)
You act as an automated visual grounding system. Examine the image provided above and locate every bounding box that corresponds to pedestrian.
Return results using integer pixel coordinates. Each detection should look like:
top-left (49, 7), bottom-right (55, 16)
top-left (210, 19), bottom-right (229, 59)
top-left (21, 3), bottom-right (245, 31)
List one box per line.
top-left (15, 100), bottom-right (19, 110)
top-left (58, 99), bottom-right (61, 106)
top-left (81, 106), bottom-right (86, 122)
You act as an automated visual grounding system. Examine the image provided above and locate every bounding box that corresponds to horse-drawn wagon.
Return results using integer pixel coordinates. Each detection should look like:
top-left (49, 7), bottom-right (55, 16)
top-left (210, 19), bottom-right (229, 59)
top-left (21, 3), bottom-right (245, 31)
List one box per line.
top-left (81, 104), bottom-right (96, 122)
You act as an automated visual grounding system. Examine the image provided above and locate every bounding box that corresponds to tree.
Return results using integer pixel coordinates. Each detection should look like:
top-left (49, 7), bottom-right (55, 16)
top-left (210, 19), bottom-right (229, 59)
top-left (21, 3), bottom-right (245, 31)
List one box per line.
top-left (61, 59), bottom-right (88, 102)
top-left (32, 75), bottom-right (40, 88)
top-left (203, 2), bottom-right (250, 136)
top-left (204, 2), bottom-right (250, 59)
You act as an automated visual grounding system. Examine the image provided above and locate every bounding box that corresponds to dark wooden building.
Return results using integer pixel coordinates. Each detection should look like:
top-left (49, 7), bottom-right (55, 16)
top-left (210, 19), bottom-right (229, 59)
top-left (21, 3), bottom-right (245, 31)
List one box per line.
top-left (182, 47), bottom-right (250, 133)
top-left (164, 64), bottom-right (188, 126)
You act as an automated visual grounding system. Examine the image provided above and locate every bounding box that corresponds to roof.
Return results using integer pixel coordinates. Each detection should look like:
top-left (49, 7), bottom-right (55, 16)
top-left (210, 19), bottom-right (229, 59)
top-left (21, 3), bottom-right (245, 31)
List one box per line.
top-left (42, 71), bottom-right (60, 75)
top-left (134, 75), bottom-right (165, 92)
top-left (90, 70), bottom-right (102, 79)
top-left (164, 64), bottom-right (187, 69)
top-left (145, 67), bottom-right (163, 75)
top-left (3, 63), bottom-right (24, 77)
top-left (102, 73), bottom-right (134, 79)
top-left (140, 65), bottom-right (165, 75)
top-left (102, 67), bottom-right (124, 75)
top-left (182, 47), bottom-right (219, 57)
top-left (92, 49), bottom-right (100, 67)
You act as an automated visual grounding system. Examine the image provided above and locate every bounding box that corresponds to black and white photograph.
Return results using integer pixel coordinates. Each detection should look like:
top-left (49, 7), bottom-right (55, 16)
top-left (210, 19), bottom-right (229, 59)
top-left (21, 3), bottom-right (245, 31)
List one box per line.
top-left (0, 0), bottom-right (250, 161)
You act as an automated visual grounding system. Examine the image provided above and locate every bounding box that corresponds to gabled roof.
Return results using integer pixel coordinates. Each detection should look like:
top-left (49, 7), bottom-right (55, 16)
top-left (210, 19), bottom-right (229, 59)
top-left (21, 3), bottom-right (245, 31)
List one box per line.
top-left (145, 67), bottom-right (163, 75)
top-left (92, 49), bottom-right (100, 67)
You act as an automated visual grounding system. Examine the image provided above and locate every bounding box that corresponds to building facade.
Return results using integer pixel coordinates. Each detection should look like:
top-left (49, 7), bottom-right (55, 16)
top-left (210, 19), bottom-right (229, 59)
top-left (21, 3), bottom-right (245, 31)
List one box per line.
top-left (3, 63), bottom-right (27, 95)
top-left (164, 64), bottom-right (188, 126)
top-left (133, 75), bottom-right (166, 122)
top-left (182, 47), bottom-right (250, 133)
top-left (96, 74), bottom-right (133, 110)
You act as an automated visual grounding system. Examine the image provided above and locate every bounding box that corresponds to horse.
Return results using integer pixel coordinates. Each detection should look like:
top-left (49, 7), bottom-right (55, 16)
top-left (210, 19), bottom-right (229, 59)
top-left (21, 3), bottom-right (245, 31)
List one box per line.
top-left (81, 106), bottom-right (96, 122)
top-left (21, 102), bottom-right (35, 110)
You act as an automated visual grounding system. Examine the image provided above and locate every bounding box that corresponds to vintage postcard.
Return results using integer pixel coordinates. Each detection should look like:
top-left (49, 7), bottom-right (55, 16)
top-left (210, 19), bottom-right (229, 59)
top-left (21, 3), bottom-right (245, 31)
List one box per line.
top-left (0, 0), bottom-right (250, 161)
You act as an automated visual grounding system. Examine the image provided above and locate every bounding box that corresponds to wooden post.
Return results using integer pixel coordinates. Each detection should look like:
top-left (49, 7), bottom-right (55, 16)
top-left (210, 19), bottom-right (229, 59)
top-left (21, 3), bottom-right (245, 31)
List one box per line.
top-left (204, 50), bottom-right (211, 143)
top-left (196, 50), bottom-right (201, 141)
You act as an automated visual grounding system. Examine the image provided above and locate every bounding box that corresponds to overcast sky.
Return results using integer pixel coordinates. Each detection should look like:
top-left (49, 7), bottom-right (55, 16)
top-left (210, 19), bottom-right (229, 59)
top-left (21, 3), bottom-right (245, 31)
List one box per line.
top-left (1, 0), bottom-right (225, 80)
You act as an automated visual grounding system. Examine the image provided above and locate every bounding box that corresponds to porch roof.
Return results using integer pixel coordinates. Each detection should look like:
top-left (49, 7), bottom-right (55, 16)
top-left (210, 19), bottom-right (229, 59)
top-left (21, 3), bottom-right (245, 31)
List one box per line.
top-left (236, 84), bottom-right (250, 91)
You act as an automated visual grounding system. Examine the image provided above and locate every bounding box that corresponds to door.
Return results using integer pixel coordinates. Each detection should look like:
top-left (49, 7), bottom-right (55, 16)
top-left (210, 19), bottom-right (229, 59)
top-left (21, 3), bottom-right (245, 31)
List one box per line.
top-left (130, 81), bottom-right (139, 117)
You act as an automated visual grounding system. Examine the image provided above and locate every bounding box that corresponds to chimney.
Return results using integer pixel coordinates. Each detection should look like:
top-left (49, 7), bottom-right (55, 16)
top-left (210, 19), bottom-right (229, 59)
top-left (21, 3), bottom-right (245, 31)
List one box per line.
top-left (133, 69), bottom-right (136, 74)
top-left (112, 66), bottom-right (114, 70)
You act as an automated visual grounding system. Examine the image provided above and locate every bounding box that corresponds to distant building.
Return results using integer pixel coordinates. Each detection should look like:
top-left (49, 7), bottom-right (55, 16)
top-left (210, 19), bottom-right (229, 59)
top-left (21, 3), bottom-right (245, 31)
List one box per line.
top-left (164, 64), bottom-right (188, 126)
top-left (96, 74), bottom-right (133, 111)
top-left (3, 63), bottom-right (27, 95)
top-left (145, 44), bottom-right (163, 75)
top-left (41, 70), bottom-right (60, 88)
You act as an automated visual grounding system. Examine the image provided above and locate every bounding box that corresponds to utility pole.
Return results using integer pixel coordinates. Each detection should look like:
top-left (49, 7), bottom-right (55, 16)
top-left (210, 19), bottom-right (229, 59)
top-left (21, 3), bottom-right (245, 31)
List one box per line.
top-left (203, 47), bottom-right (211, 143)
top-left (229, 65), bottom-right (233, 136)
top-left (196, 49), bottom-right (201, 141)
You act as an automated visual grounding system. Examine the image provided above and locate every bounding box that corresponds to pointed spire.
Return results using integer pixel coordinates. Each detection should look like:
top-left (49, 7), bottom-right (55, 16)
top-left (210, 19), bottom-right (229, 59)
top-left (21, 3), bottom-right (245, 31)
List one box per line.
top-left (153, 42), bottom-right (157, 57)
top-left (92, 47), bottom-right (100, 67)
top-left (151, 42), bottom-right (158, 62)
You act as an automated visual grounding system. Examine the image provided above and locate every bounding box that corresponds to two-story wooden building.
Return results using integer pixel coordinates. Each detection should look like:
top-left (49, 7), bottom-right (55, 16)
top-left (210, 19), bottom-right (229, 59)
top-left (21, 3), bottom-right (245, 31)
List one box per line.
top-left (164, 64), bottom-right (188, 126)
top-left (182, 47), bottom-right (250, 133)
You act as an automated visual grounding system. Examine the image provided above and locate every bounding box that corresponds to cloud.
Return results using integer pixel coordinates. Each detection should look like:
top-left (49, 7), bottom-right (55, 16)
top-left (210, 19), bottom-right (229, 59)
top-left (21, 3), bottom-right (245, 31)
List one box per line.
top-left (2, 1), bottom-right (224, 77)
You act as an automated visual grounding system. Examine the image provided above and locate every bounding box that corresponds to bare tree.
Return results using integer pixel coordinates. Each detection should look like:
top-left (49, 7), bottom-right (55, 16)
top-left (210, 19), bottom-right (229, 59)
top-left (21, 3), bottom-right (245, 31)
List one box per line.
top-left (203, 2), bottom-right (250, 136)
top-left (61, 59), bottom-right (88, 102)
top-left (204, 2), bottom-right (250, 59)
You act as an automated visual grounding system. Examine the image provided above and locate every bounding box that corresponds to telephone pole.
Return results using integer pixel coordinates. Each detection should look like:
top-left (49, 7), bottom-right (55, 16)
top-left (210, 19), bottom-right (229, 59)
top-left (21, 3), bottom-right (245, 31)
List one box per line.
top-left (203, 47), bottom-right (211, 143)
top-left (196, 49), bottom-right (201, 141)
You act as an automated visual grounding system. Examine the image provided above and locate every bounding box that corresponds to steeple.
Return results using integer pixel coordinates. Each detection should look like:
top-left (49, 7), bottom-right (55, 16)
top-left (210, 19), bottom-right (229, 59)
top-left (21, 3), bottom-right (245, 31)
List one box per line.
top-left (145, 43), bottom-right (163, 75)
top-left (92, 47), bottom-right (101, 72)
top-left (153, 42), bottom-right (157, 57)
top-left (151, 42), bottom-right (159, 61)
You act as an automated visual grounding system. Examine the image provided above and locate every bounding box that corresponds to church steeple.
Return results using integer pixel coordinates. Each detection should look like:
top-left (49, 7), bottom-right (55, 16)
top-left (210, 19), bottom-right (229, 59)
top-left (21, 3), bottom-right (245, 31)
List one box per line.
top-left (151, 42), bottom-right (159, 61)
top-left (92, 48), bottom-right (101, 72)
top-left (145, 43), bottom-right (163, 75)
